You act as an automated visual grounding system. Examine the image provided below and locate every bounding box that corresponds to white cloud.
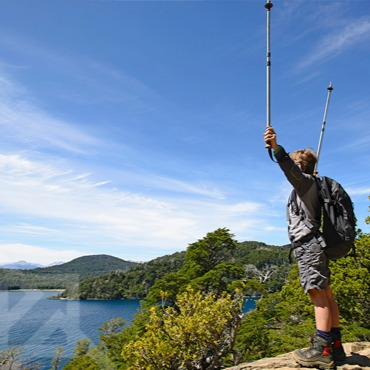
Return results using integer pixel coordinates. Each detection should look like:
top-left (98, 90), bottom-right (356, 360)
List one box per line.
top-left (296, 18), bottom-right (370, 71)
top-left (347, 187), bottom-right (370, 197)
top-left (0, 243), bottom-right (83, 265)
top-left (0, 98), bottom-right (97, 154)
top-left (11, 223), bottom-right (60, 236)
top-left (145, 175), bottom-right (226, 200)
top-left (0, 153), bottom-right (278, 262)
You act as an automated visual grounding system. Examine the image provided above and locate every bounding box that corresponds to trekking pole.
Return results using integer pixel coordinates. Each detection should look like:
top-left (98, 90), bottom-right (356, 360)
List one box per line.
top-left (314, 82), bottom-right (334, 175)
top-left (265, 0), bottom-right (274, 159)
top-left (265, 0), bottom-right (273, 127)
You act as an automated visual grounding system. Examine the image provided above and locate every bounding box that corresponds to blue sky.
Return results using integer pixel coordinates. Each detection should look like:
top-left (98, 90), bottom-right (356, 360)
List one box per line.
top-left (0, 0), bottom-right (369, 265)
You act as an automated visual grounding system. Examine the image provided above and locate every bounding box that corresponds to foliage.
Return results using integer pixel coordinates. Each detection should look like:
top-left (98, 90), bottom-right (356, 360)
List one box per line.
top-left (0, 228), bottom-right (290, 298)
top-left (63, 228), bottom-right (273, 369)
top-left (52, 346), bottom-right (64, 370)
top-left (0, 347), bottom-right (42, 369)
top-left (330, 232), bottom-right (370, 331)
top-left (121, 287), bottom-right (244, 369)
top-left (58, 251), bottom-right (186, 300)
top-left (56, 229), bottom-right (290, 300)
top-left (63, 339), bottom-right (105, 370)
top-left (0, 255), bottom-right (137, 290)
top-left (184, 228), bottom-right (237, 274)
top-left (33, 255), bottom-right (136, 276)
top-left (144, 228), bottom-right (288, 307)
top-left (235, 228), bottom-right (370, 363)
top-left (5, 197), bottom-right (370, 369)
top-left (235, 264), bottom-right (314, 361)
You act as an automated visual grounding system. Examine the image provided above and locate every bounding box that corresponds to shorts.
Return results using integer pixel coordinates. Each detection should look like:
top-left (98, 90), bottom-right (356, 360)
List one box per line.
top-left (293, 237), bottom-right (330, 293)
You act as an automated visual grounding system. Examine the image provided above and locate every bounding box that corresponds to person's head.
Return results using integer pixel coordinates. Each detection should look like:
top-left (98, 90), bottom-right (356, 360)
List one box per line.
top-left (290, 148), bottom-right (317, 174)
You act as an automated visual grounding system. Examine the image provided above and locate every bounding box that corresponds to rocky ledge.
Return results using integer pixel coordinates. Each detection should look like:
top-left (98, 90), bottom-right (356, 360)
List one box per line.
top-left (226, 342), bottom-right (370, 370)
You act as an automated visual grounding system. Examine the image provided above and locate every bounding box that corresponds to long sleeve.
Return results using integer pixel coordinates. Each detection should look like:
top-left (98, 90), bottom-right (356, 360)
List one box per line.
top-left (273, 145), bottom-right (321, 242)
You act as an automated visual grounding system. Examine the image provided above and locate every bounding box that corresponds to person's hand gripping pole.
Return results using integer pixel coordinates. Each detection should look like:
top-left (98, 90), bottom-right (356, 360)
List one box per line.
top-left (264, 126), bottom-right (278, 152)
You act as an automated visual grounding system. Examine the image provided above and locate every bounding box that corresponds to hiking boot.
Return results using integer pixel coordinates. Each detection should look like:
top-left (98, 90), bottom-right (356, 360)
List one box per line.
top-left (292, 334), bottom-right (334, 369)
top-left (332, 339), bottom-right (346, 364)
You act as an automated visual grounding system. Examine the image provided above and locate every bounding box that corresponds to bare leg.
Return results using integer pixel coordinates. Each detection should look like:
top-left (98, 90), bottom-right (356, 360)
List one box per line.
top-left (325, 286), bottom-right (340, 328)
top-left (308, 288), bottom-right (331, 332)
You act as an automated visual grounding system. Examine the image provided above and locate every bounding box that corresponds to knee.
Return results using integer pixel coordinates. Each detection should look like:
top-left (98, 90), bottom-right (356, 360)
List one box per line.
top-left (308, 289), bottom-right (328, 305)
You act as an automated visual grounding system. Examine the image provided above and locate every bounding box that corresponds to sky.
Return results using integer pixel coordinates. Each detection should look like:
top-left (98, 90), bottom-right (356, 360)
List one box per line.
top-left (0, 0), bottom-right (369, 265)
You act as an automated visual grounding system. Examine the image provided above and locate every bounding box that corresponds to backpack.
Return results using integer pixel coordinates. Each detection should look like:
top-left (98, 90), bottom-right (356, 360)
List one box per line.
top-left (315, 176), bottom-right (356, 260)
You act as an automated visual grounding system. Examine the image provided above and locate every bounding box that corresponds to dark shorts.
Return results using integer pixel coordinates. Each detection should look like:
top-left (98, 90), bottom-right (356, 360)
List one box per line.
top-left (294, 237), bottom-right (330, 293)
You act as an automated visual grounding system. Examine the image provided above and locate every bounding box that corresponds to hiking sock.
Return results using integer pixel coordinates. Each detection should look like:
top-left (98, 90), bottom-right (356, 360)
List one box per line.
top-left (330, 327), bottom-right (346, 363)
top-left (330, 327), bottom-right (341, 341)
top-left (316, 329), bottom-right (331, 342)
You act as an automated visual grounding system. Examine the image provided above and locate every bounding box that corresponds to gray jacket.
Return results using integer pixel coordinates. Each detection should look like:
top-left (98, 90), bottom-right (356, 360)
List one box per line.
top-left (274, 146), bottom-right (321, 243)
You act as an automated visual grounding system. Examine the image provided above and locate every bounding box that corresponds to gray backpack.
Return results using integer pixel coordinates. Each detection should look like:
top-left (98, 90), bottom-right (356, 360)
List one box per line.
top-left (316, 176), bottom-right (356, 260)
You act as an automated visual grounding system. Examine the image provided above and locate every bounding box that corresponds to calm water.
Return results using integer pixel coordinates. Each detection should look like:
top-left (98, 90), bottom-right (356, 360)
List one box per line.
top-left (0, 291), bottom-right (256, 369)
top-left (0, 291), bottom-right (141, 369)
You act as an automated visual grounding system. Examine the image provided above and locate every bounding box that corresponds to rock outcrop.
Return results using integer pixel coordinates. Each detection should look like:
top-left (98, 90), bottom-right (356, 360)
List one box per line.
top-left (226, 342), bottom-right (370, 370)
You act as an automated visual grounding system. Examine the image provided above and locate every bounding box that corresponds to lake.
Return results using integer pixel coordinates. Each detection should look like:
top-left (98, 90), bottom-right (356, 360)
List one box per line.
top-left (0, 291), bottom-right (256, 369)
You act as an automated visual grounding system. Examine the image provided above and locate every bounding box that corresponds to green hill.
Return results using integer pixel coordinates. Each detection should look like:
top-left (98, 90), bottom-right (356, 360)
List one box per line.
top-left (0, 254), bottom-right (138, 290)
top-left (58, 241), bottom-right (290, 300)
top-left (32, 254), bottom-right (137, 276)
top-left (58, 251), bottom-right (186, 300)
top-left (0, 242), bottom-right (291, 295)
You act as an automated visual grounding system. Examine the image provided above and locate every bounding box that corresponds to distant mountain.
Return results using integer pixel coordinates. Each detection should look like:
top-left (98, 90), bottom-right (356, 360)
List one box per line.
top-left (0, 261), bottom-right (43, 270)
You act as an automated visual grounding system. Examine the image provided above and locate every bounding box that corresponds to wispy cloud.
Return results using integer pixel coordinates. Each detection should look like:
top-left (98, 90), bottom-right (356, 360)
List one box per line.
top-left (296, 18), bottom-right (370, 72)
top-left (0, 243), bottom-right (83, 265)
top-left (0, 75), bottom-right (98, 154)
top-left (0, 153), bottom-right (278, 263)
top-left (145, 175), bottom-right (226, 199)
top-left (11, 223), bottom-right (60, 236)
top-left (347, 187), bottom-right (370, 197)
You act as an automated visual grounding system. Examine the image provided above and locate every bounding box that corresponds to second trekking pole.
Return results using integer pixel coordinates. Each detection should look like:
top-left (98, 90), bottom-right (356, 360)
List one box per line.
top-left (314, 82), bottom-right (334, 175)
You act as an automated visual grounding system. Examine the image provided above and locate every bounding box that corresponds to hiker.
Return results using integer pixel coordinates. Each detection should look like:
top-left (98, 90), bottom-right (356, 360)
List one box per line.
top-left (263, 126), bottom-right (346, 369)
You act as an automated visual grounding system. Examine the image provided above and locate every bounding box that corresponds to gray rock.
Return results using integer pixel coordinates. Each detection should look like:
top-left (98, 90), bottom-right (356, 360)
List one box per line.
top-left (226, 342), bottom-right (370, 370)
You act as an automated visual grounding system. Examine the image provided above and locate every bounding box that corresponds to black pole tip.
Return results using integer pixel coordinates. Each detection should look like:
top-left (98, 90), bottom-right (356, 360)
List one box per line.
top-left (327, 82), bottom-right (333, 91)
top-left (265, 2), bottom-right (273, 10)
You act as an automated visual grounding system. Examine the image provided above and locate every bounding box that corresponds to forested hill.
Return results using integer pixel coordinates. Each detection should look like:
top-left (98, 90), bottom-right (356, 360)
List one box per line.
top-left (0, 241), bottom-right (290, 294)
top-left (57, 240), bottom-right (291, 300)
top-left (0, 254), bottom-right (138, 290)
top-left (32, 254), bottom-right (137, 276)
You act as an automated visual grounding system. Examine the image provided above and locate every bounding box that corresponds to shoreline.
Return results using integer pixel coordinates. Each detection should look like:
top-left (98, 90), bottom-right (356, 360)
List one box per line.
top-left (1, 289), bottom-right (65, 292)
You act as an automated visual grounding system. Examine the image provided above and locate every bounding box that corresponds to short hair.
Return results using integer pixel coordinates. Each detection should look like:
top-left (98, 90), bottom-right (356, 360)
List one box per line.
top-left (290, 148), bottom-right (317, 174)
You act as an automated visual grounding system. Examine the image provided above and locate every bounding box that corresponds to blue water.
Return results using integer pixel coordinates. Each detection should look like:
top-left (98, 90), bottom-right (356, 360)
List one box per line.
top-left (0, 291), bottom-right (256, 369)
top-left (0, 291), bottom-right (141, 369)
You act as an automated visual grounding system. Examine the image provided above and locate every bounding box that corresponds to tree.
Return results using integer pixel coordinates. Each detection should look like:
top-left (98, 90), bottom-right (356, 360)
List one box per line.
top-left (51, 346), bottom-right (64, 370)
top-left (184, 228), bottom-right (237, 276)
top-left (121, 287), bottom-right (244, 369)
top-left (0, 347), bottom-right (23, 369)
top-left (330, 231), bottom-right (370, 336)
top-left (235, 205), bottom-right (370, 363)
top-left (98, 318), bottom-right (127, 366)
top-left (0, 347), bottom-right (42, 370)
top-left (189, 263), bottom-right (244, 296)
top-left (144, 228), bottom-right (239, 306)
top-left (235, 264), bottom-right (314, 362)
